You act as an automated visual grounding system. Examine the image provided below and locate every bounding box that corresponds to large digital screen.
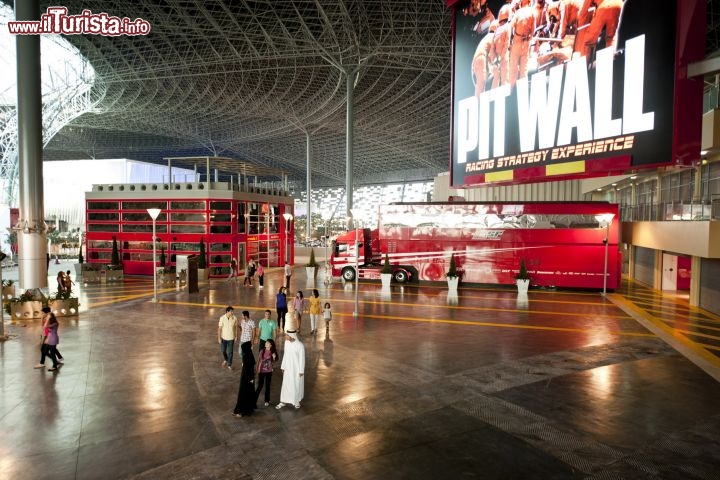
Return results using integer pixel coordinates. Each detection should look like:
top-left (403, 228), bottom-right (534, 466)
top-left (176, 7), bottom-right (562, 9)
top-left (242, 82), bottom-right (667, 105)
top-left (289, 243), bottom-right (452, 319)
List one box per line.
top-left (449, 0), bottom-right (705, 187)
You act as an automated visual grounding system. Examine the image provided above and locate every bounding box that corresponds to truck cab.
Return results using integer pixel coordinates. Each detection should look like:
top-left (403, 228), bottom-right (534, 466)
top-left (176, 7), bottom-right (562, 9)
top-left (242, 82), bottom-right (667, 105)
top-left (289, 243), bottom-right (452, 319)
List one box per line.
top-left (330, 228), bottom-right (412, 283)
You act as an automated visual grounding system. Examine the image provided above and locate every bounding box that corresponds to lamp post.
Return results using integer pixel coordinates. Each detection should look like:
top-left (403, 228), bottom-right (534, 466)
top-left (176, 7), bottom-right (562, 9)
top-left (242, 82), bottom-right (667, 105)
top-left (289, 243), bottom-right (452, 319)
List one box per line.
top-left (595, 213), bottom-right (615, 296)
top-left (147, 208), bottom-right (161, 302)
top-left (324, 221), bottom-right (329, 269)
top-left (282, 213), bottom-right (293, 264)
top-left (350, 209), bottom-right (361, 317)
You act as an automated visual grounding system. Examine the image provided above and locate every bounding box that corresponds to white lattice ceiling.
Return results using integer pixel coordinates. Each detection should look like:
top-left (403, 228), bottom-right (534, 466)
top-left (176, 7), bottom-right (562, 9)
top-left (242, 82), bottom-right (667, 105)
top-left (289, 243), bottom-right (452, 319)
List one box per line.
top-left (4, 1), bottom-right (720, 191)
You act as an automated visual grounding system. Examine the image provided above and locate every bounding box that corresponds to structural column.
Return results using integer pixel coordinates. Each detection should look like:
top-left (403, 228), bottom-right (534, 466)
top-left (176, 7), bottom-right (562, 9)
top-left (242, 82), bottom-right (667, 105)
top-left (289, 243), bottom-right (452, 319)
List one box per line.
top-left (306, 132), bottom-right (312, 241)
top-left (14, 0), bottom-right (48, 289)
top-left (689, 256), bottom-right (701, 307)
top-left (345, 69), bottom-right (357, 229)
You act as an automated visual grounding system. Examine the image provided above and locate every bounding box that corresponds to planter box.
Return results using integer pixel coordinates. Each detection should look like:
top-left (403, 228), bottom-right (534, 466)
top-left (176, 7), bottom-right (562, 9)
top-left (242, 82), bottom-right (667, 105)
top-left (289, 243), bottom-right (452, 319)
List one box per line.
top-left (446, 276), bottom-right (459, 292)
top-left (2, 285), bottom-right (15, 304)
top-left (516, 279), bottom-right (530, 294)
top-left (9, 300), bottom-right (43, 320)
top-left (306, 266), bottom-right (316, 281)
top-left (74, 263), bottom-right (83, 278)
top-left (381, 273), bottom-right (392, 288)
top-left (160, 273), bottom-right (176, 285)
top-left (49, 298), bottom-right (79, 316)
top-left (82, 266), bottom-right (101, 283)
top-left (106, 269), bottom-right (124, 282)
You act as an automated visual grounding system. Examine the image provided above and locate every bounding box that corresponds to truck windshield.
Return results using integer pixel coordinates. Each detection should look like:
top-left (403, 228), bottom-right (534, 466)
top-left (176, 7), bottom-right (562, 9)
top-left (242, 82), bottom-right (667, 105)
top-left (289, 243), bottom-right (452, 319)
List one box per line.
top-left (333, 242), bottom-right (347, 257)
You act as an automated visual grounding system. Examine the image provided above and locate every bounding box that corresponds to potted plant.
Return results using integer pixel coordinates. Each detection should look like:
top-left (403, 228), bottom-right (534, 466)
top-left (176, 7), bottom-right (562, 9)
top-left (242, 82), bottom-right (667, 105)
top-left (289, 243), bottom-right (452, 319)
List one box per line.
top-left (48, 289), bottom-right (79, 317)
top-left (110, 235), bottom-right (121, 266)
top-left (105, 236), bottom-right (124, 282)
top-left (82, 262), bottom-right (102, 283)
top-left (106, 264), bottom-right (124, 282)
top-left (306, 248), bottom-right (318, 281)
top-left (7, 289), bottom-right (44, 320)
top-left (515, 258), bottom-right (530, 294)
top-left (2, 279), bottom-right (15, 304)
top-left (74, 249), bottom-right (84, 278)
top-left (446, 253), bottom-right (460, 292)
top-left (159, 266), bottom-right (177, 285)
top-left (197, 238), bottom-right (207, 280)
top-left (380, 253), bottom-right (392, 288)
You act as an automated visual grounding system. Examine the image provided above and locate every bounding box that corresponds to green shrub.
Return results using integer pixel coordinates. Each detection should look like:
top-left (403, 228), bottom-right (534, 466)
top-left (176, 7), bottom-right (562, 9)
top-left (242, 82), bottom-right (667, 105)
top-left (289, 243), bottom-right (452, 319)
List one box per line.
top-left (307, 248), bottom-right (317, 267)
top-left (198, 238), bottom-right (207, 268)
top-left (381, 253), bottom-right (392, 274)
top-left (515, 258), bottom-right (530, 280)
top-left (446, 254), bottom-right (458, 278)
top-left (111, 236), bottom-right (120, 266)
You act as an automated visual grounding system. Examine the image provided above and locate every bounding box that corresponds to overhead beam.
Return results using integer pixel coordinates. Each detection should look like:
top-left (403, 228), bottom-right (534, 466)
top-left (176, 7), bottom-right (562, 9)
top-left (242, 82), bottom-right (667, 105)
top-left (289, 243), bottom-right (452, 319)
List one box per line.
top-left (688, 55), bottom-right (720, 78)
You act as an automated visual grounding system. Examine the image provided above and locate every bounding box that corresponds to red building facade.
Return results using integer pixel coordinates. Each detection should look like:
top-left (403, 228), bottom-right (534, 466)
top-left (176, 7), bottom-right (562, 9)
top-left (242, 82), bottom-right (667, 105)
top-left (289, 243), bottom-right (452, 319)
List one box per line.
top-left (84, 182), bottom-right (294, 276)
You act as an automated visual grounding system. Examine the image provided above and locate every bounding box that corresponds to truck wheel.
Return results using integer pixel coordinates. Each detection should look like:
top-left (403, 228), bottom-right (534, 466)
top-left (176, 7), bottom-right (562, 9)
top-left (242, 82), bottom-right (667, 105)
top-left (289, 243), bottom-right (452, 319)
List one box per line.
top-left (342, 267), bottom-right (356, 282)
top-left (393, 269), bottom-right (408, 283)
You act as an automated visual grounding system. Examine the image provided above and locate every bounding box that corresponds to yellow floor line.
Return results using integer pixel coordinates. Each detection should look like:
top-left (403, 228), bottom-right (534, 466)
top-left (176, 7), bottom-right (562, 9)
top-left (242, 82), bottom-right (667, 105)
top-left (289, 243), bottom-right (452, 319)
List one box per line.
top-left (609, 295), bottom-right (720, 382)
top-left (87, 288), bottom-right (176, 307)
top-left (159, 300), bottom-right (652, 337)
top-left (327, 297), bottom-right (633, 321)
top-left (656, 318), bottom-right (720, 335)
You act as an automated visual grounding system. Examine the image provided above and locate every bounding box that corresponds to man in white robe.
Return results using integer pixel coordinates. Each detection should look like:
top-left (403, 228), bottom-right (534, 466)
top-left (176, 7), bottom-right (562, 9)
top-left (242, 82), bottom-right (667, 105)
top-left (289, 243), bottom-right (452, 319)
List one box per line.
top-left (276, 331), bottom-right (305, 409)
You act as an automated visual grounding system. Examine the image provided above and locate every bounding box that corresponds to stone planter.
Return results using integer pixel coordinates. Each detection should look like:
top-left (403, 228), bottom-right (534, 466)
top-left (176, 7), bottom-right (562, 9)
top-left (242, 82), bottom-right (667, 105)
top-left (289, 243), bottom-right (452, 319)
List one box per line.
top-left (9, 300), bottom-right (43, 320)
top-left (306, 266), bottom-right (316, 283)
top-left (446, 276), bottom-right (459, 292)
top-left (381, 273), bottom-right (392, 288)
top-left (82, 265), bottom-right (101, 283)
top-left (106, 269), bottom-right (124, 282)
top-left (516, 279), bottom-right (530, 294)
top-left (49, 298), bottom-right (79, 316)
top-left (74, 263), bottom-right (83, 278)
top-left (2, 285), bottom-right (15, 304)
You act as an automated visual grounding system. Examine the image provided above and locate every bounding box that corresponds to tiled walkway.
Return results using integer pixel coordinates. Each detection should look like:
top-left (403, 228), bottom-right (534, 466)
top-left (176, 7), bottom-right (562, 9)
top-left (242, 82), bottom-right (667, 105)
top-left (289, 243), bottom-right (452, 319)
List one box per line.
top-left (1, 265), bottom-right (719, 479)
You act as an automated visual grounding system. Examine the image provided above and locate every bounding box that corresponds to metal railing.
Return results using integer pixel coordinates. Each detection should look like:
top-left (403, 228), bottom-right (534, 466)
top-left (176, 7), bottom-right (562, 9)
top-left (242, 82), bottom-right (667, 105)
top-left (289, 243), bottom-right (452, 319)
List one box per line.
top-left (621, 198), bottom-right (720, 221)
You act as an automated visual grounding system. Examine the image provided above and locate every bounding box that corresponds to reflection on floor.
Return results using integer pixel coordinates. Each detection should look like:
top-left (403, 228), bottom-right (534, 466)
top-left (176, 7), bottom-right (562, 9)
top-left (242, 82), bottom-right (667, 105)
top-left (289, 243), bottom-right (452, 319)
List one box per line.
top-left (1, 267), bottom-right (720, 479)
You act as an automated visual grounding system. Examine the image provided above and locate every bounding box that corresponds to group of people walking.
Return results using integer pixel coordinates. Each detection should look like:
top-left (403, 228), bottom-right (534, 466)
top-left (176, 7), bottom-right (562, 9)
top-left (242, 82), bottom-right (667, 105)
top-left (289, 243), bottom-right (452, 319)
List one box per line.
top-left (227, 257), bottom-right (265, 288)
top-left (219, 303), bottom-right (309, 417)
top-left (220, 276), bottom-right (333, 418)
top-left (275, 287), bottom-right (332, 335)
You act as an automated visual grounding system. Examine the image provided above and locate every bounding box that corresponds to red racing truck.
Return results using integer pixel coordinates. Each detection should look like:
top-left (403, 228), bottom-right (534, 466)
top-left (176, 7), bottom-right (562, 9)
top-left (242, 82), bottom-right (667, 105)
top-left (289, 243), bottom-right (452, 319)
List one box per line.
top-left (330, 201), bottom-right (620, 290)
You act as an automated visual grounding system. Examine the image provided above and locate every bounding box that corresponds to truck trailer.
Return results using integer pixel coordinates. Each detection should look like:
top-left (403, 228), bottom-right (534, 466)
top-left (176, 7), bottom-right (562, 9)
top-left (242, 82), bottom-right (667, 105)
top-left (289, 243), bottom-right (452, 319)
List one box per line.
top-left (330, 201), bottom-right (620, 290)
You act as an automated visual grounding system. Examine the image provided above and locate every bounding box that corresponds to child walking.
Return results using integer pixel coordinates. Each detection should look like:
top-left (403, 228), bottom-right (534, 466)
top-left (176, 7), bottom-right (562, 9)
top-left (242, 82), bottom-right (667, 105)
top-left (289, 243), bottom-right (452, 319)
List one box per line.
top-left (323, 302), bottom-right (332, 334)
top-left (255, 339), bottom-right (278, 407)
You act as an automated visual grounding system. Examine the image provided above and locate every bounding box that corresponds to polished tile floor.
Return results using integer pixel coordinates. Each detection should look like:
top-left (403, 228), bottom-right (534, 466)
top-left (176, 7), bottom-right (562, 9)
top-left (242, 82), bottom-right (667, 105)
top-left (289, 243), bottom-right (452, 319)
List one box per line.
top-left (1, 263), bottom-right (720, 479)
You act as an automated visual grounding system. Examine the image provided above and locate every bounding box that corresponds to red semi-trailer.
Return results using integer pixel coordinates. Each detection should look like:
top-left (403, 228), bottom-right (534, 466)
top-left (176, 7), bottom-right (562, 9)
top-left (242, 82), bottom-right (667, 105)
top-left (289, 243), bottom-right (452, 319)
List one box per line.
top-left (330, 202), bottom-right (620, 290)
